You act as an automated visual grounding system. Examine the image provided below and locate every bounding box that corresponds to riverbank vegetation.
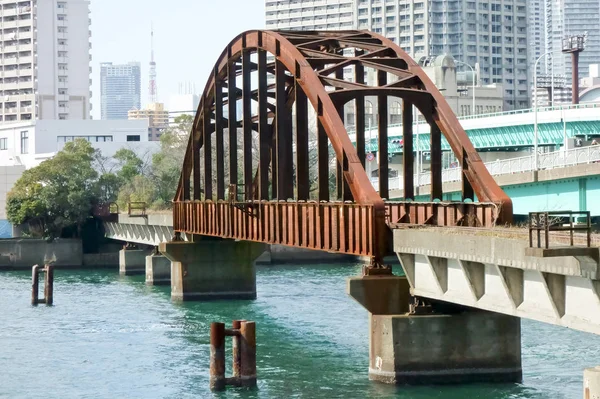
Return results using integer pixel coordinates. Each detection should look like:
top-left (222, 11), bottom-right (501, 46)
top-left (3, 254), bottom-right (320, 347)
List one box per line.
top-left (6, 115), bottom-right (190, 238)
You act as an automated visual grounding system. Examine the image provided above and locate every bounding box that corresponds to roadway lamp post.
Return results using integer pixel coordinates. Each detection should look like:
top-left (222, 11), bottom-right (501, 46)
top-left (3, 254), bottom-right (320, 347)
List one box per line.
top-left (534, 50), bottom-right (558, 171)
top-left (455, 60), bottom-right (476, 116)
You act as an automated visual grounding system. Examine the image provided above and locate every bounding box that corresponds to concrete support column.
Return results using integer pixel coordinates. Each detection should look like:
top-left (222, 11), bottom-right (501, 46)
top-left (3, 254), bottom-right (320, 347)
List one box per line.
top-left (145, 254), bottom-right (171, 285)
top-left (159, 239), bottom-right (265, 301)
top-left (347, 275), bottom-right (522, 385)
top-left (369, 311), bottom-right (522, 384)
top-left (584, 366), bottom-right (600, 398)
top-left (119, 249), bottom-right (147, 276)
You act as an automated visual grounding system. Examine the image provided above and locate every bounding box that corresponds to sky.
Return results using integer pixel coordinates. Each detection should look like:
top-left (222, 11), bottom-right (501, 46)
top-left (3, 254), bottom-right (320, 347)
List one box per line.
top-left (89, 0), bottom-right (265, 119)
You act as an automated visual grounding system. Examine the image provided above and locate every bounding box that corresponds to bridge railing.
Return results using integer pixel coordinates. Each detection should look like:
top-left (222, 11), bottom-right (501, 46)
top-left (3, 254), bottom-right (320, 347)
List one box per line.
top-left (372, 144), bottom-right (600, 193)
top-left (173, 201), bottom-right (378, 257)
top-left (458, 102), bottom-right (600, 121)
top-left (386, 201), bottom-right (500, 228)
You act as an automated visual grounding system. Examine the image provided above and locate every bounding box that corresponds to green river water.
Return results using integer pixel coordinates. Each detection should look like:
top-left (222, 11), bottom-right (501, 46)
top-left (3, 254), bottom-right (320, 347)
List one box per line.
top-left (1, 263), bottom-right (599, 398)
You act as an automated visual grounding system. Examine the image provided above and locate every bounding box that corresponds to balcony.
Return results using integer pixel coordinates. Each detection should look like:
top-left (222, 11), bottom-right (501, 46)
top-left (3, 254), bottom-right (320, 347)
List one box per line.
top-left (2, 82), bottom-right (19, 91)
top-left (3, 44), bottom-right (18, 53)
top-left (3, 69), bottom-right (19, 78)
top-left (2, 20), bottom-right (19, 29)
top-left (18, 56), bottom-right (33, 64)
top-left (3, 8), bottom-right (18, 17)
top-left (4, 107), bottom-right (18, 115)
top-left (19, 106), bottom-right (32, 113)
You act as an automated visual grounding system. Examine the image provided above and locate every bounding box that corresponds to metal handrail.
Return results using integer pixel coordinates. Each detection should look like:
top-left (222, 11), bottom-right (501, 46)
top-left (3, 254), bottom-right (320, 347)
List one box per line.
top-left (128, 202), bottom-right (147, 217)
top-left (528, 211), bottom-right (592, 249)
top-left (371, 144), bottom-right (600, 191)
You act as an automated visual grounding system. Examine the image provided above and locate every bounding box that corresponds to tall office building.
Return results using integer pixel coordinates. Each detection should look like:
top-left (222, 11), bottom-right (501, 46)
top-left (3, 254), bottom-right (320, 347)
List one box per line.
top-left (265, 0), bottom-right (529, 111)
top-left (0, 0), bottom-right (92, 124)
top-left (100, 62), bottom-right (141, 120)
top-left (545, 0), bottom-right (600, 84)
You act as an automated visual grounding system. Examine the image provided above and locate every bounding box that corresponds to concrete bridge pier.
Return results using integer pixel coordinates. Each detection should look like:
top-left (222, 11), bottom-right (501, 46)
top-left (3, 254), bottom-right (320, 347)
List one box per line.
top-left (145, 253), bottom-right (171, 285)
top-left (159, 238), bottom-right (265, 301)
top-left (119, 247), bottom-right (147, 276)
top-left (348, 275), bottom-right (522, 385)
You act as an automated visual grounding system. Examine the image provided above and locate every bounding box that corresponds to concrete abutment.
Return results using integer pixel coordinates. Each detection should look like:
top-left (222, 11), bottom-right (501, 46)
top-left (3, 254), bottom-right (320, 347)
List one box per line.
top-left (159, 239), bottom-right (265, 301)
top-left (347, 275), bottom-right (522, 385)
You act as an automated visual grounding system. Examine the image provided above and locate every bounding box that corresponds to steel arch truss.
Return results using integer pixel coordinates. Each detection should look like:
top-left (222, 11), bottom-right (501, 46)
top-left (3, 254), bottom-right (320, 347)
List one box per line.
top-left (173, 30), bottom-right (513, 266)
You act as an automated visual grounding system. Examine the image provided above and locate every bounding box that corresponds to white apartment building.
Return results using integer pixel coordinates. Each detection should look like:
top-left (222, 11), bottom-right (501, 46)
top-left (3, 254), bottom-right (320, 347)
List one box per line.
top-left (528, 0), bottom-right (545, 76)
top-left (265, 0), bottom-right (529, 111)
top-left (354, 0), bottom-right (529, 111)
top-left (0, 0), bottom-right (92, 124)
top-left (265, 0), bottom-right (354, 30)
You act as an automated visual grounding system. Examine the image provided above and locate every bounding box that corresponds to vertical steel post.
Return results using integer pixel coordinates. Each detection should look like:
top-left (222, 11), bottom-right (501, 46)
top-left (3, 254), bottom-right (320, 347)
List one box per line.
top-left (354, 49), bottom-right (365, 167)
top-left (430, 122), bottom-right (443, 200)
top-left (242, 49), bottom-right (253, 200)
top-left (377, 70), bottom-right (389, 199)
top-left (275, 59), bottom-right (293, 200)
top-left (215, 73), bottom-right (225, 200)
top-left (232, 320), bottom-right (242, 378)
top-left (295, 81), bottom-right (309, 201)
top-left (210, 322), bottom-right (226, 391)
top-left (44, 265), bottom-right (54, 305)
top-left (240, 321), bottom-right (257, 388)
top-left (462, 150), bottom-right (475, 201)
top-left (228, 59), bottom-right (238, 189)
top-left (257, 49), bottom-right (270, 201)
top-left (192, 122), bottom-right (202, 200)
top-left (572, 52), bottom-right (580, 104)
top-left (31, 265), bottom-right (40, 305)
top-left (402, 100), bottom-right (414, 199)
top-left (317, 120), bottom-right (329, 201)
top-left (203, 100), bottom-right (213, 200)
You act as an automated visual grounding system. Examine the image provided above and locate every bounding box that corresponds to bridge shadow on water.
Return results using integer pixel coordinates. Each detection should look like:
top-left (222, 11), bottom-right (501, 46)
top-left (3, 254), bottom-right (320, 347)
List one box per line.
top-left (1, 266), bottom-right (598, 398)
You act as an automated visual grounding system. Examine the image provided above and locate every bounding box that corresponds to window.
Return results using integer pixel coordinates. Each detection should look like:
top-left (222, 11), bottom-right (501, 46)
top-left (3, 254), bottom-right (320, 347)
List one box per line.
top-left (20, 131), bottom-right (28, 154)
top-left (0, 138), bottom-right (7, 150)
top-left (126, 135), bottom-right (140, 142)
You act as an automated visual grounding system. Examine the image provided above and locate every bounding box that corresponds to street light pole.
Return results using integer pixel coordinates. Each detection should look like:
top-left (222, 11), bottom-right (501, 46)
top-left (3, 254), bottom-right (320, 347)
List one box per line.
top-left (455, 60), bottom-right (476, 115)
top-left (534, 50), bottom-right (557, 171)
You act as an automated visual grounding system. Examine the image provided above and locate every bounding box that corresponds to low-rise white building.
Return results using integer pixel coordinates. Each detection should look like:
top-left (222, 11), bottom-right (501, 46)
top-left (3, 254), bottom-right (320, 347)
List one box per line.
top-left (0, 119), bottom-right (158, 169)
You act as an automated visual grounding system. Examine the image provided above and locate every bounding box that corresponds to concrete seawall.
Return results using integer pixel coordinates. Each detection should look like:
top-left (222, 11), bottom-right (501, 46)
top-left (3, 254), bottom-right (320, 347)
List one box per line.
top-left (0, 239), bottom-right (121, 270)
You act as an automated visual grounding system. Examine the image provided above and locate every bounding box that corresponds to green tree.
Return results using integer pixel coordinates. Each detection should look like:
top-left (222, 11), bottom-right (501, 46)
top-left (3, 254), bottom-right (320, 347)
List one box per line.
top-left (114, 148), bottom-right (144, 183)
top-left (7, 139), bottom-right (99, 238)
top-left (150, 114), bottom-right (192, 207)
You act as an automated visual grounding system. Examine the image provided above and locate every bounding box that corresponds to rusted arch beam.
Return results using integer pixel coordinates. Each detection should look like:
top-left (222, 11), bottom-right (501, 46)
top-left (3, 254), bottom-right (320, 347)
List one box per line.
top-left (185, 30), bottom-right (378, 205)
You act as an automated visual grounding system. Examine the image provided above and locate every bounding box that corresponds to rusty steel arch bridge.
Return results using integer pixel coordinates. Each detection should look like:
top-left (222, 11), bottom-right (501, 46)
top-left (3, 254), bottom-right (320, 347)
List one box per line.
top-left (172, 30), bottom-right (512, 271)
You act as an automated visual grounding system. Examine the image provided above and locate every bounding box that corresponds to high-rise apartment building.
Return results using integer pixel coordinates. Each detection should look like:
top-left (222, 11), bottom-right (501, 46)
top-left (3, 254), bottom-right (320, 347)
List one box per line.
top-left (265, 0), bottom-right (529, 111)
top-left (0, 0), bottom-right (92, 124)
top-left (265, 0), bottom-right (353, 30)
top-left (355, 0), bottom-right (529, 110)
top-left (100, 62), bottom-right (141, 120)
top-left (528, 0), bottom-right (546, 76)
top-left (545, 0), bottom-right (600, 84)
